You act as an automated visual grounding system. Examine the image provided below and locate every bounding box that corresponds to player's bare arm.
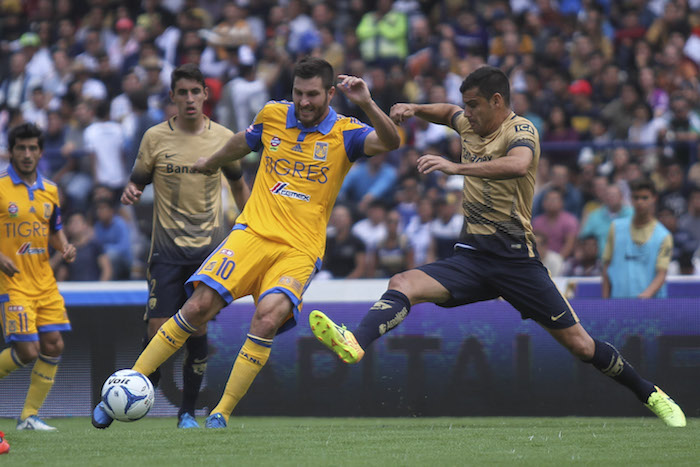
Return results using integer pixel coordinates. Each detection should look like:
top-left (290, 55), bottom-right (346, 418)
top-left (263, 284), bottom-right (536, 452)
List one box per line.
top-left (193, 131), bottom-right (250, 175)
top-left (222, 162), bottom-right (251, 211)
top-left (0, 252), bottom-right (20, 277)
top-left (390, 103), bottom-right (462, 126)
top-left (121, 181), bottom-right (146, 205)
top-left (49, 229), bottom-right (76, 263)
top-left (336, 74), bottom-right (400, 155)
top-left (417, 146), bottom-right (533, 179)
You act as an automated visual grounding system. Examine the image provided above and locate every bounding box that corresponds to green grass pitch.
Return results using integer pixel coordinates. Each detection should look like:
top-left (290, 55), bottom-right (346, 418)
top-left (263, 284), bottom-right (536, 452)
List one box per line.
top-left (1, 417), bottom-right (698, 466)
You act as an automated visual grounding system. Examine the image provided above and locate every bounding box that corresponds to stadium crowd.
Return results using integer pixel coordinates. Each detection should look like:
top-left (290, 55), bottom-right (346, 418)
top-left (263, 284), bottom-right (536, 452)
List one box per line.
top-left (1, 0), bottom-right (699, 280)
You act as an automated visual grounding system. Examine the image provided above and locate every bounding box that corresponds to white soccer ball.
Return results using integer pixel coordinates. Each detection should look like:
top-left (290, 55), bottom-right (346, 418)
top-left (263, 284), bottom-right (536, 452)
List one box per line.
top-left (101, 369), bottom-right (155, 422)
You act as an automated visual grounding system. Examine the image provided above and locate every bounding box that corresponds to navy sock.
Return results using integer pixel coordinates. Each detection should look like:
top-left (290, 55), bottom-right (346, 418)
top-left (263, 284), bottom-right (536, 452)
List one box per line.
top-left (179, 333), bottom-right (208, 417)
top-left (354, 290), bottom-right (411, 349)
top-left (584, 339), bottom-right (655, 402)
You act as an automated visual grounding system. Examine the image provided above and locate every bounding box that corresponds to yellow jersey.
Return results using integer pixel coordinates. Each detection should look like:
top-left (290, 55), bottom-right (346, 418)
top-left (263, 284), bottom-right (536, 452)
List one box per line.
top-left (451, 111), bottom-right (540, 258)
top-left (238, 101), bottom-right (373, 261)
top-left (0, 166), bottom-right (62, 297)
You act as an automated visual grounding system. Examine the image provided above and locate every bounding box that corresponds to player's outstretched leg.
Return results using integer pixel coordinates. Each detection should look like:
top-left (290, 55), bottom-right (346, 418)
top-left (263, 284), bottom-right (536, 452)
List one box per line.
top-left (582, 338), bottom-right (686, 427)
top-left (309, 289), bottom-right (412, 364)
top-left (309, 310), bottom-right (365, 364)
top-left (645, 386), bottom-right (686, 427)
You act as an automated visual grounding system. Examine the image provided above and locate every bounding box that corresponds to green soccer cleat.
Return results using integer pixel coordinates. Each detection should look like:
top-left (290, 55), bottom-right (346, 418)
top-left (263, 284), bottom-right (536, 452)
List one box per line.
top-left (645, 386), bottom-right (686, 427)
top-left (309, 310), bottom-right (365, 364)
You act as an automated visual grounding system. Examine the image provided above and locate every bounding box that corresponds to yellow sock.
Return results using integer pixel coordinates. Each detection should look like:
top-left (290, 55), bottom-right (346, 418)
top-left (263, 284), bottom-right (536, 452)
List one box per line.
top-left (21, 354), bottom-right (59, 420)
top-left (133, 310), bottom-right (196, 376)
top-left (211, 334), bottom-right (272, 421)
top-left (0, 347), bottom-right (24, 378)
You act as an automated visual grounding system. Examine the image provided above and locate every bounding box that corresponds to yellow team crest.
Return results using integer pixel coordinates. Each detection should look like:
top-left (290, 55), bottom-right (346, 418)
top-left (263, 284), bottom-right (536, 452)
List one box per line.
top-left (313, 141), bottom-right (328, 161)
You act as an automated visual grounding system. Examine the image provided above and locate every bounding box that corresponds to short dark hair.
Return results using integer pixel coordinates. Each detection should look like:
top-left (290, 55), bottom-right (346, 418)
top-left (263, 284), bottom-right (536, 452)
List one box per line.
top-left (8, 122), bottom-right (43, 151)
top-left (170, 63), bottom-right (206, 91)
top-left (293, 56), bottom-right (334, 91)
top-left (459, 65), bottom-right (511, 106)
top-left (629, 177), bottom-right (657, 195)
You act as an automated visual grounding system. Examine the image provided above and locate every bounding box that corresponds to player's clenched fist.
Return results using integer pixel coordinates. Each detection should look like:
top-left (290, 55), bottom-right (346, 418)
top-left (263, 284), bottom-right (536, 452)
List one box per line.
top-left (390, 103), bottom-right (416, 125)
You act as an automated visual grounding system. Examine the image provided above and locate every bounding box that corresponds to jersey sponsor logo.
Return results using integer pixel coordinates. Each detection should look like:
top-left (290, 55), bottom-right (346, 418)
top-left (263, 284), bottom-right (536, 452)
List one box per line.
top-left (8, 202), bottom-right (18, 218)
top-left (313, 141), bottom-right (328, 161)
top-left (270, 182), bottom-right (310, 202)
top-left (166, 164), bottom-right (195, 174)
top-left (164, 153), bottom-right (177, 158)
top-left (17, 242), bottom-right (47, 255)
top-left (263, 156), bottom-right (330, 184)
top-left (466, 152), bottom-right (493, 163)
top-left (8, 305), bottom-right (24, 311)
top-left (30, 206), bottom-right (36, 213)
top-left (514, 123), bottom-right (535, 135)
top-left (220, 248), bottom-right (234, 257)
top-left (269, 135), bottom-right (281, 151)
top-left (291, 144), bottom-right (303, 153)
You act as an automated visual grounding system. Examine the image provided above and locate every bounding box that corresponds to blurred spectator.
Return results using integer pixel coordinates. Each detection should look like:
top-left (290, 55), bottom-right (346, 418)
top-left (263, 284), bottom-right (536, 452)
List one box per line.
top-left (404, 197), bottom-right (434, 266)
top-left (679, 185), bottom-right (700, 244)
top-left (542, 105), bottom-right (580, 164)
top-left (93, 196), bottom-right (133, 280)
top-left (108, 17), bottom-right (139, 71)
top-left (601, 82), bottom-right (641, 139)
top-left (55, 212), bottom-right (112, 282)
top-left (339, 153), bottom-right (398, 214)
top-left (395, 175), bottom-right (421, 227)
top-left (602, 179), bottom-right (672, 299)
top-left (535, 230), bottom-right (564, 277)
top-left (533, 164), bottom-right (584, 218)
top-left (322, 205), bottom-right (366, 279)
top-left (21, 86), bottom-right (48, 129)
top-left (217, 47), bottom-right (270, 133)
top-left (661, 93), bottom-right (700, 167)
top-left (40, 110), bottom-right (82, 187)
top-left (84, 100), bottom-right (127, 196)
top-left (20, 31), bottom-right (54, 84)
top-left (657, 206), bottom-right (699, 276)
top-left (532, 189), bottom-right (580, 259)
top-left (110, 69), bottom-right (142, 123)
top-left (430, 196), bottom-right (462, 261)
top-left (356, 0), bottom-right (408, 66)
top-left (368, 208), bottom-right (413, 278)
top-left (352, 200), bottom-right (388, 253)
top-left (563, 235), bottom-right (603, 277)
top-left (579, 183), bottom-right (633, 257)
top-left (0, 52), bottom-right (40, 111)
top-left (658, 159), bottom-right (688, 217)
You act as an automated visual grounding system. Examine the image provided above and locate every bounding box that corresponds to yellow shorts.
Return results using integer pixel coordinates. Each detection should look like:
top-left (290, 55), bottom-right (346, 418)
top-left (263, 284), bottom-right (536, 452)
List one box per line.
top-left (186, 225), bottom-right (321, 332)
top-left (0, 288), bottom-right (70, 343)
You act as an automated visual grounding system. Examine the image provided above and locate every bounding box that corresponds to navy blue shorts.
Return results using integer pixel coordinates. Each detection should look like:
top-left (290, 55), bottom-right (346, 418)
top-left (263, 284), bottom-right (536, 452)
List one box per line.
top-left (417, 248), bottom-right (579, 329)
top-left (146, 262), bottom-right (200, 320)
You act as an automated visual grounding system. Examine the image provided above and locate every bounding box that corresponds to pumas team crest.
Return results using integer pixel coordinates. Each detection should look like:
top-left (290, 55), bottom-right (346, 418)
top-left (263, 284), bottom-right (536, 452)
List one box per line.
top-left (313, 141), bottom-right (328, 161)
top-left (269, 136), bottom-right (281, 151)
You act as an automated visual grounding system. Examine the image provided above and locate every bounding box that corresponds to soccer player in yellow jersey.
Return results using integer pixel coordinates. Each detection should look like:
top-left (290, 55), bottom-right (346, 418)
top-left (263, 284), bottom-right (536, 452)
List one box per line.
top-left (92, 64), bottom-right (250, 429)
top-left (92, 57), bottom-right (400, 428)
top-left (310, 65), bottom-right (687, 427)
top-left (0, 123), bottom-right (76, 431)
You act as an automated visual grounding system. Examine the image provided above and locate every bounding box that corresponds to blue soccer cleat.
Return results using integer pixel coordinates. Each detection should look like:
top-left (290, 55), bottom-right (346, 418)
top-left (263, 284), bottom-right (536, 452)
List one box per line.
top-left (178, 413), bottom-right (200, 429)
top-left (91, 401), bottom-right (114, 429)
top-left (205, 413), bottom-right (227, 429)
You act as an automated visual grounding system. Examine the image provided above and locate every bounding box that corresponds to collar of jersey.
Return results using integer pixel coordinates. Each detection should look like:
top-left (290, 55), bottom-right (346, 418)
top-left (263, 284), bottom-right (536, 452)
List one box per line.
top-left (8, 164), bottom-right (45, 191)
top-left (286, 104), bottom-right (337, 135)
